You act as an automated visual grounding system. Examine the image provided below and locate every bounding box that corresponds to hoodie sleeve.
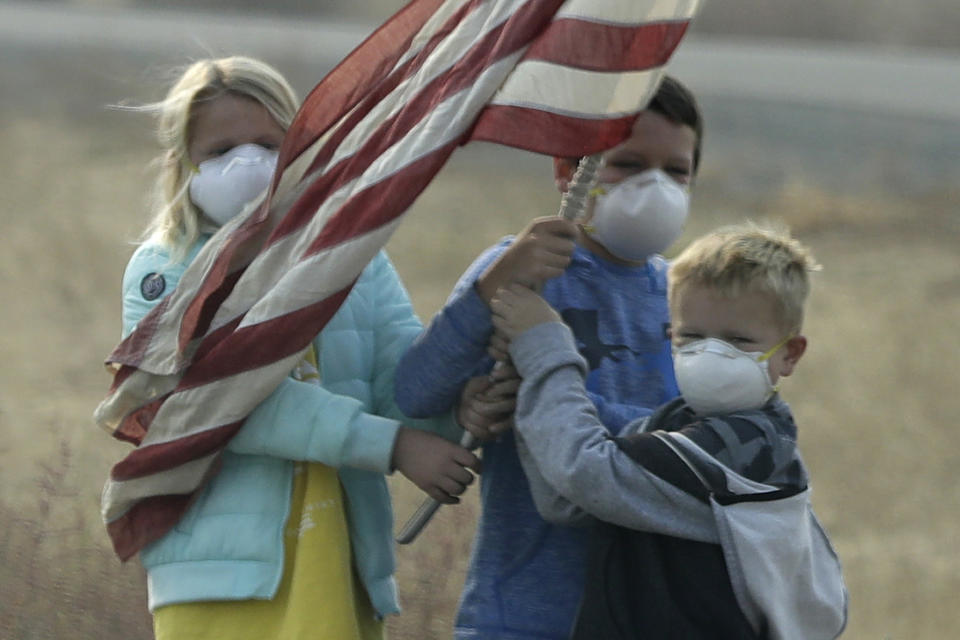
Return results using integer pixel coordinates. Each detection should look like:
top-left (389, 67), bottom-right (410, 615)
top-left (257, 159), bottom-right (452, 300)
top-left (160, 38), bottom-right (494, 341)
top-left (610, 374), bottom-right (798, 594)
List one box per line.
top-left (510, 321), bottom-right (718, 543)
top-left (364, 251), bottom-right (462, 442)
top-left (587, 392), bottom-right (655, 434)
top-left (393, 239), bottom-right (513, 417)
top-left (515, 431), bottom-right (592, 526)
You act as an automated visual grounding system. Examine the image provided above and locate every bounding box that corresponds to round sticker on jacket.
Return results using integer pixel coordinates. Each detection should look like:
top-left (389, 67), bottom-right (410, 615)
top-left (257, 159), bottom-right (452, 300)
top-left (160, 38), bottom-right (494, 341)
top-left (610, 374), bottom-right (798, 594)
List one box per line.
top-left (140, 273), bottom-right (166, 301)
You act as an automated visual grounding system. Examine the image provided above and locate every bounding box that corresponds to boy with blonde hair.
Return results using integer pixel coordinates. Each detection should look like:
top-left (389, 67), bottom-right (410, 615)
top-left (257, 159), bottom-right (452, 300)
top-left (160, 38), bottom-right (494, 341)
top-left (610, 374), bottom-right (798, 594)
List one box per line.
top-left (490, 222), bottom-right (847, 639)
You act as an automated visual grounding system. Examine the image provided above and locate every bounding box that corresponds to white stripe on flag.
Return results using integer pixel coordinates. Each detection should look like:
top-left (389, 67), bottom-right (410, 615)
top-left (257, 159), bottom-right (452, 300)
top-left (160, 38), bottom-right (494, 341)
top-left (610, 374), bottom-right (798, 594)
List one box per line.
top-left (93, 368), bottom-right (182, 434)
top-left (241, 219), bottom-right (401, 326)
top-left (491, 63), bottom-right (663, 117)
top-left (102, 451), bottom-right (221, 522)
top-left (556, 0), bottom-right (701, 24)
top-left (275, 128), bottom-right (340, 197)
top-left (394, 0), bottom-right (473, 72)
top-left (139, 354), bottom-right (303, 447)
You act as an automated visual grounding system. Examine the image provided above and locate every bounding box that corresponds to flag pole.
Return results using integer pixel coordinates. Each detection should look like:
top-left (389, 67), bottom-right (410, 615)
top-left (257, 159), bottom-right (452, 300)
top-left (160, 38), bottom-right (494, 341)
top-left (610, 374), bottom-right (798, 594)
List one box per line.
top-left (396, 153), bottom-right (603, 545)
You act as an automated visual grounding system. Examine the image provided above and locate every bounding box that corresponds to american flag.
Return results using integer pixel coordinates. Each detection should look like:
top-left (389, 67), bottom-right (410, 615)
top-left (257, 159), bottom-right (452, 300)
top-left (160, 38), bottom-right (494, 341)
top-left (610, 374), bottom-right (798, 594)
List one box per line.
top-left (95, 0), bottom-right (701, 560)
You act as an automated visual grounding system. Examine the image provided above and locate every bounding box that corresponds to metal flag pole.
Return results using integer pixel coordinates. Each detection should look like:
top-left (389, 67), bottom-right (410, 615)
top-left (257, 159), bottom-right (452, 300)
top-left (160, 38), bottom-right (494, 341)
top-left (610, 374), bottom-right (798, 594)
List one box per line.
top-left (396, 153), bottom-right (603, 545)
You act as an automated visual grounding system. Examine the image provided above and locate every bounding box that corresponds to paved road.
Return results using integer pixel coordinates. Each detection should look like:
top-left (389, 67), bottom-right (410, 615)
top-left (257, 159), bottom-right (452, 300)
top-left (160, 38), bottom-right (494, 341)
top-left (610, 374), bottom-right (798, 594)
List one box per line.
top-left (2, 1), bottom-right (958, 121)
top-left (1, 1), bottom-right (957, 194)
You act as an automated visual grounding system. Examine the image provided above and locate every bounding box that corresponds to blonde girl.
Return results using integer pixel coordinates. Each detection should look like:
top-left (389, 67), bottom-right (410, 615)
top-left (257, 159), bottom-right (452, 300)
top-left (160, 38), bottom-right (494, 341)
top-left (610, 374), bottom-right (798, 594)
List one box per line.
top-left (119, 56), bottom-right (479, 640)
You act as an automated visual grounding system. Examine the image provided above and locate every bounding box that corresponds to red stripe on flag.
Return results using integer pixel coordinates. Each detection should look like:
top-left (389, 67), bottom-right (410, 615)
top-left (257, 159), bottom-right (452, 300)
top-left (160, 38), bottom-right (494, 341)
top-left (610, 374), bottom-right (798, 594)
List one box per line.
top-left (108, 294), bottom-right (173, 368)
top-left (107, 490), bottom-right (204, 561)
top-left (524, 19), bottom-right (690, 71)
top-left (177, 266), bottom-right (246, 354)
top-left (113, 392), bottom-right (171, 446)
top-left (187, 314), bottom-right (243, 365)
top-left (469, 105), bottom-right (639, 157)
top-left (111, 421), bottom-right (242, 481)
top-left (178, 286), bottom-right (352, 389)
top-left (307, 139), bottom-right (460, 254)
top-left (109, 364), bottom-right (136, 394)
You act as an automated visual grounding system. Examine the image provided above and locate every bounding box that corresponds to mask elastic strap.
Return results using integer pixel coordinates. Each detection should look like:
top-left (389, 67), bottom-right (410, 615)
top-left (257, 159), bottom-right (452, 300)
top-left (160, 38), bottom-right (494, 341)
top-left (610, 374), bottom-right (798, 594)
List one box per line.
top-left (758, 333), bottom-right (794, 363)
top-left (581, 186), bottom-right (606, 235)
top-left (760, 334), bottom-right (794, 396)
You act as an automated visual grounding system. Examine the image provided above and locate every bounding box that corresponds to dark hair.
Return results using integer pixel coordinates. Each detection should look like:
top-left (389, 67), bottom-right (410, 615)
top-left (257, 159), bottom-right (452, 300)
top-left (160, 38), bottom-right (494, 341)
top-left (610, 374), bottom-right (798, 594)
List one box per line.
top-left (647, 74), bottom-right (704, 174)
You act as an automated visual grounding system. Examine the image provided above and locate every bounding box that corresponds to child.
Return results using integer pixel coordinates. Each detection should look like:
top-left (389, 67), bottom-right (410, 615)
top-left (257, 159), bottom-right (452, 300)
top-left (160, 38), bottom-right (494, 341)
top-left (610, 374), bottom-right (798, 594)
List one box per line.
top-left (395, 75), bottom-right (704, 638)
top-left (117, 56), bottom-right (480, 640)
top-left (490, 223), bottom-right (847, 639)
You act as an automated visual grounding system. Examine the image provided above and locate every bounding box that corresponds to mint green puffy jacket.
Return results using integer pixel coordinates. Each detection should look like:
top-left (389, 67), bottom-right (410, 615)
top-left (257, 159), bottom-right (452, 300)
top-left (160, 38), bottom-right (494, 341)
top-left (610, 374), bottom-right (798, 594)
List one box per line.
top-left (120, 237), bottom-right (460, 615)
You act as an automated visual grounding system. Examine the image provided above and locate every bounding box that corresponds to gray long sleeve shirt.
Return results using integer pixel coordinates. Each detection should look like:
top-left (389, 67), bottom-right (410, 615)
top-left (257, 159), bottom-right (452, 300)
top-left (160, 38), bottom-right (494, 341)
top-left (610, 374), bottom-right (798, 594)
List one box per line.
top-left (509, 322), bottom-right (849, 640)
top-left (510, 321), bottom-right (807, 543)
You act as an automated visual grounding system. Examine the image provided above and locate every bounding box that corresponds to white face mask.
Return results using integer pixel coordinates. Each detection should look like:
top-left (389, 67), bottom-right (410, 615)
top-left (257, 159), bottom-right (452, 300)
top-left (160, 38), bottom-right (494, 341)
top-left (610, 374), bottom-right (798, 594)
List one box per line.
top-left (584, 168), bottom-right (690, 262)
top-left (189, 143), bottom-right (278, 226)
top-left (673, 337), bottom-right (789, 416)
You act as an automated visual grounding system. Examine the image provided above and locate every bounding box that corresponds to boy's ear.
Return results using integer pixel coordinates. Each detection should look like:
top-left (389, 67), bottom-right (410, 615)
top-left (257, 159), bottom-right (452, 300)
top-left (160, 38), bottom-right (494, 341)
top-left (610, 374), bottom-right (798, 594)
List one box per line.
top-left (553, 157), bottom-right (576, 193)
top-left (778, 335), bottom-right (807, 378)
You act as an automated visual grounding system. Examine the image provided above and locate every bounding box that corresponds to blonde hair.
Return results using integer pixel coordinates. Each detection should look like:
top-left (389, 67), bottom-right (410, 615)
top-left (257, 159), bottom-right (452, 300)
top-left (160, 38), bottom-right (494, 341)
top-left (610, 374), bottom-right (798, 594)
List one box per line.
top-left (137, 56), bottom-right (298, 260)
top-left (668, 222), bottom-right (821, 333)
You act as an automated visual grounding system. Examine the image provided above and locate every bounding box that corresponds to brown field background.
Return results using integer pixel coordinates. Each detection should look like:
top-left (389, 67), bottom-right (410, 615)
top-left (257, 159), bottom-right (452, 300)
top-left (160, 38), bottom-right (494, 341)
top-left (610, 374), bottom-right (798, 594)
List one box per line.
top-left (1, 2), bottom-right (959, 638)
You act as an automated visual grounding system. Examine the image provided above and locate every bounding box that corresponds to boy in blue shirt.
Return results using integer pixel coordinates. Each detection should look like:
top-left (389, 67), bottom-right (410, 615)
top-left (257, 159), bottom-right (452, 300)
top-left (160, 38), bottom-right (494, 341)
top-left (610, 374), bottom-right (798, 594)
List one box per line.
top-left (395, 76), bottom-right (704, 638)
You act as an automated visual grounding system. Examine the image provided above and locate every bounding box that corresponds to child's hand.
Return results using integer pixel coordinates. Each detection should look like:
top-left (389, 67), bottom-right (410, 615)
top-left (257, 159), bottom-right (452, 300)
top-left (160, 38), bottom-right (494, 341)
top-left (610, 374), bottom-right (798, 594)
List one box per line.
top-left (457, 368), bottom-right (520, 441)
top-left (392, 427), bottom-right (482, 504)
top-left (487, 331), bottom-right (510, 362)
top-left (490, 284), bottom-right (562, 340)
top-left (476, 217), bottom-right (577, 303)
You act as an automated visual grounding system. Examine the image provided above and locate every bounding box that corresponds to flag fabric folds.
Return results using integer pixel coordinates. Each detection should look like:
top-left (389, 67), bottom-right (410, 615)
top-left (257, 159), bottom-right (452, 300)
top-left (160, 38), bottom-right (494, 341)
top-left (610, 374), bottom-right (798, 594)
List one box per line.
top-left (95, 0), bottom-right (701, 560)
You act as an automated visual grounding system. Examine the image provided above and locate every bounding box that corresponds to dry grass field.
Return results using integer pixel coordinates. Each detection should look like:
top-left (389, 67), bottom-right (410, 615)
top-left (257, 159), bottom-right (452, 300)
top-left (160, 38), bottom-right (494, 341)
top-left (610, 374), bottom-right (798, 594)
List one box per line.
top-left (1, 8), bottom-right (959, 639)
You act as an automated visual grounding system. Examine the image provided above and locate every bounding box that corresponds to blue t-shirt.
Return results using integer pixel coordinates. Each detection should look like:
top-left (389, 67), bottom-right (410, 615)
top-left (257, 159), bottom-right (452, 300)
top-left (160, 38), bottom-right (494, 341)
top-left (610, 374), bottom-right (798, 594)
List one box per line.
top-left (395, 239), bottom-right (678, 639)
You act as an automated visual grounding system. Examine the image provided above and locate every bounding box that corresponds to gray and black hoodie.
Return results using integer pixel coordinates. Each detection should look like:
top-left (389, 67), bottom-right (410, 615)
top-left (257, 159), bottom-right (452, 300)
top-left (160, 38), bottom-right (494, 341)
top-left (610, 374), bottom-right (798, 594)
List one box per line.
top-left (510, 321), bottom-right (846, 639)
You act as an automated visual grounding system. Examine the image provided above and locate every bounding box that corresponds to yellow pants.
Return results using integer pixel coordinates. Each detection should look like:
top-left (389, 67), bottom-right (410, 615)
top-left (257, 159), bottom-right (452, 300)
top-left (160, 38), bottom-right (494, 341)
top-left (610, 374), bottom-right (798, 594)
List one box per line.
top-left (153, 462), bottom-right (383, 640)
